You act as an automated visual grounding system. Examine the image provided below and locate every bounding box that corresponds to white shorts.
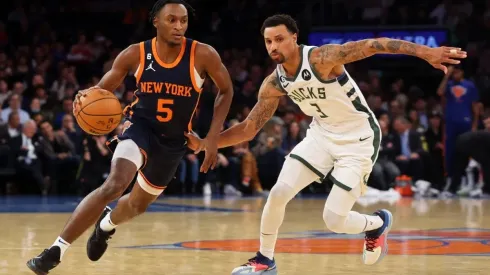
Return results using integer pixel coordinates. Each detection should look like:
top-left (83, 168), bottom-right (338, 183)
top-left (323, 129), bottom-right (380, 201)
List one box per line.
top-left (287, 120), bottom-right (381, 195)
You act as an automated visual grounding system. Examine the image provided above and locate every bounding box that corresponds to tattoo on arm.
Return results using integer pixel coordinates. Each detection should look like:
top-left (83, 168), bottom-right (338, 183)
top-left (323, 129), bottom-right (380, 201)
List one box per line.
top-left (247, 75), bottom-right (280, 131)
top-left (315, 38), bottom-right (423, 66)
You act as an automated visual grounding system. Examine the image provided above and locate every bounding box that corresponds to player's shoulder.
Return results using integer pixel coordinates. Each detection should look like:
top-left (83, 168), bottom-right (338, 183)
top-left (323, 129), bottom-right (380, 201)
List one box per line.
top-left (192, 40), bottom-right (220, 60)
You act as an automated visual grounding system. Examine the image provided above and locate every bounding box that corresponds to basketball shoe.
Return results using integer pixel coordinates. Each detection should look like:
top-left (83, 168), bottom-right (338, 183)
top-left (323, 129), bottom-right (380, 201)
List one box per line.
top-left (26, 246), bottom-right (61, 274)
top-left (362, 209), bottom-right (393, 265)
top-left (87, 206), bottom-right (115, 261)
top-left (231, 252), bottom-right (277, 275)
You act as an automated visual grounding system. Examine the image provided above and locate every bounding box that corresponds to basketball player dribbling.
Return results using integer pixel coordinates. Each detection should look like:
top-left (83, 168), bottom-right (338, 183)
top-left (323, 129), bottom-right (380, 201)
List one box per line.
top-left (186, 14), bottom-right (467, 275)
top-left (26, 1), bottom-right (234, 274)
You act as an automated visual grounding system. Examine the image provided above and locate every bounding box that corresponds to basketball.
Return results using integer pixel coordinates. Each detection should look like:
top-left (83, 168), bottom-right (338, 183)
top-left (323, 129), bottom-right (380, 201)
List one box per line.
top-left (75, 88), bottom-right (122, 135)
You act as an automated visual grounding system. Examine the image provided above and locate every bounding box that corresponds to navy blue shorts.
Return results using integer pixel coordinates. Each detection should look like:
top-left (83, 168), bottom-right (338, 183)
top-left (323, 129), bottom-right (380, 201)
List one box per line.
top-left (107, 118), bottom-right (186, 192)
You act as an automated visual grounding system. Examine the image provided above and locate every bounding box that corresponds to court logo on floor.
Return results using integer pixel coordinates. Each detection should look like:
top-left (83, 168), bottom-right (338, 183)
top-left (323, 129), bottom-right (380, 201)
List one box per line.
top-left (120, 228), bottom-right (490, 256)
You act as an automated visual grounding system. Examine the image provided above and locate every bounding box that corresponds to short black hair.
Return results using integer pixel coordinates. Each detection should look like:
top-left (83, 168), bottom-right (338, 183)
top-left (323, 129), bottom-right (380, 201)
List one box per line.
top-left (261, 14), bottom-right (299, 36)
top-left (149, 0), bottom-right (195, 23)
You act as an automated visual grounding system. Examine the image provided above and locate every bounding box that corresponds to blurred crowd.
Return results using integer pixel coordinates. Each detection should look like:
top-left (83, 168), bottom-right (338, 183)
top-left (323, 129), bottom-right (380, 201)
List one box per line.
top-left (1, 0), bottom-right (490, 198)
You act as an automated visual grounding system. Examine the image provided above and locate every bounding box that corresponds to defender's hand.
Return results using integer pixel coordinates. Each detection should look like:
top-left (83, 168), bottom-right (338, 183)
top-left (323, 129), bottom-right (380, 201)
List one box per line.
top-left (424, 47), bottom-right (467, 74)
top-left (200, 136), bottom-right (218, 173)
top-left (73, 86), bottom-right (100, 116)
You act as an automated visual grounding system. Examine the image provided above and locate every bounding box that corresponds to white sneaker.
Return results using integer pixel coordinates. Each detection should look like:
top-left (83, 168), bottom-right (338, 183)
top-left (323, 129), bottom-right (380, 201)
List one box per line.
top-left (224, 185), bottom-right (242, 197)
top-left (363, 209), bottom-right (393, 265)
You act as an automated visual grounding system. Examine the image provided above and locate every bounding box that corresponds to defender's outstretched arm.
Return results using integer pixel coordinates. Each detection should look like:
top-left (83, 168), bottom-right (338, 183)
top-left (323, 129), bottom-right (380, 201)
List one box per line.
top-left (311, 38), bottom-right (467, 74)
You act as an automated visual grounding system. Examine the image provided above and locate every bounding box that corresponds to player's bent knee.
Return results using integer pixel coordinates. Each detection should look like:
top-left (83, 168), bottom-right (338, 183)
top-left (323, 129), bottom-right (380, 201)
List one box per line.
top-left (127, 197), bottom-right (151, 215)
top-left (266, 182), bottom-right (297, 206)
top-left (323, 209), bottom-right (348, 233)
top-left (112, 139), bottom-right (143, 170)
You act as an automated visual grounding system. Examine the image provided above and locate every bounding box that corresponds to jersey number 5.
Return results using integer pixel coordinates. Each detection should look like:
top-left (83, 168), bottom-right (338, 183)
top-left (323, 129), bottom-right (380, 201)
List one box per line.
top-left (310, 103), bottom-right (328, 118)
top-left (156, 99), bottom-right (173, 122)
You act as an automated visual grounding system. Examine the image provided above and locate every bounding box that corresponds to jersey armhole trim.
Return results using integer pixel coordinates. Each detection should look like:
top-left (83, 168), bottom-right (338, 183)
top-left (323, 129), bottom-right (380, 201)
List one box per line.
top-left (152, 37), bottom-right (186, 68)
top-left (190, 40), bottom-right (202, 93)
top-left (135, 42), bottom-right (145, 84)
top-left (275, 69), bottom-right (288, 95)
top-left (308, 47), bottom-right (337, 84)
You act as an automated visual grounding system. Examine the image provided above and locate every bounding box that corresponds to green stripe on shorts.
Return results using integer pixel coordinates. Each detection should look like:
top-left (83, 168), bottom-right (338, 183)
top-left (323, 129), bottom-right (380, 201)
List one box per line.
top-left (289, 154), bottom-right (325, 180)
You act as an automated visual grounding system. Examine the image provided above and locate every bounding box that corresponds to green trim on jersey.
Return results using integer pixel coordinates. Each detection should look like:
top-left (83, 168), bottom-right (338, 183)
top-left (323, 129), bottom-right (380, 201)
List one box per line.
top-left (350, 96), bottom-right (381, 163)
top-left (307, 47), bottom-right (339, 84)
top-left (275, 69), bottom-right (288, 94)
top-left (283, 45), bottom-right (304, 82)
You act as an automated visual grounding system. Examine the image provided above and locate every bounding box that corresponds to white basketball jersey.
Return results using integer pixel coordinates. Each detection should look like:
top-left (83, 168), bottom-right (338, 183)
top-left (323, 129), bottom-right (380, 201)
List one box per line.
top-left (275, 45), bottom-right (377, 134)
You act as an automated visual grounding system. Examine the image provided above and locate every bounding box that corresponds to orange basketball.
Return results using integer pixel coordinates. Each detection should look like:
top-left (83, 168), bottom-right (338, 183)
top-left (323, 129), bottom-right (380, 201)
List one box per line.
top-left (75, 88), bottom-right (122, 135)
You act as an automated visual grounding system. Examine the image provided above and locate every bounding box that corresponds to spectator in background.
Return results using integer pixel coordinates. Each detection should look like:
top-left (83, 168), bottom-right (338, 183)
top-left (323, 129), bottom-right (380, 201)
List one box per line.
top-left (54, 97), bottom-right (74, 129)
top-left (1, 94), bottom-right (30, 124)
top-left (39, 120), bottom-right (79, 194)
top-left (61, 114), bottom-right (82, 152)
top-left (227, 119), bottom-right (265, 195)
top-left (0, 112), bottom-right (21, 139)
top-left (437, 65), bottom-right (479, 189)
top-left (0, 79), bottom-right (10, 106)
top-left (425, 111), bottom-right (445, 191)
top-left (253, 116), bottom-right (286, 189)
top-left (450, 115), bottom-right (490, 197)
top-left (10, 120), bottom-right (45, 194)
top-left (78, 135), bottom-right (111, 196)
top-left (282, 121), bottom-right (303, 154)
top-left (393, 116), bottom-right (424, 181)
top-left (179, 153), bottom-right (200, 194)
top-left (371, 119), bottom-right (400, 191)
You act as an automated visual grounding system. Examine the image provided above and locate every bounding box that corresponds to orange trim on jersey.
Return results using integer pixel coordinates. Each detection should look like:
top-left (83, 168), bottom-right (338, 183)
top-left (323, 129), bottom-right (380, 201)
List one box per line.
top-left (152, 37), bottom-right (186, 68)
top-left (135, 42), bottom-right (145, 84)
top-left (139, 148), bottom-right (148, 170)
top-left (187, 91), bottom-right (202, 131)
top-left (189, 40), bottom-right (202, 93)
top-left (138, 171), bottom-right (167, 190)
top-left (123, 93), bottom-right (140, 118)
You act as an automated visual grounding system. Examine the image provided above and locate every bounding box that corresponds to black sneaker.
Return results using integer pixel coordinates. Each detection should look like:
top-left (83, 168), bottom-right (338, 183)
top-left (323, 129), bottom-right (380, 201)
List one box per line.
top-left (26, 246), bottom-right (61, 275)
top-left (86, 206), bottom-right (115, 261)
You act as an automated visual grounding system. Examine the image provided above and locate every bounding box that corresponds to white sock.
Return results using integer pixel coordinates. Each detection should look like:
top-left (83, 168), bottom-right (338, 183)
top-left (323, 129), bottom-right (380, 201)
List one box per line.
top-left (259, 184), bottom-right (297, 261)
top-left (99, 212), bottom-right (117, 232)
top-left (51, 237), bottom-right (70, 260)
top-left (363, 214), bottom-right (384, 232)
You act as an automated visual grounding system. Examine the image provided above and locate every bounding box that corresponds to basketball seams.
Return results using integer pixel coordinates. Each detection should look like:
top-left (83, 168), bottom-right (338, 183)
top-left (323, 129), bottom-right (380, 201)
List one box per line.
top-left (77, 113), bottom-right (114, 134)
top-left (76, 89), bottom-right (122, 135)
top-left (80, 97), bottom-right (122, 116)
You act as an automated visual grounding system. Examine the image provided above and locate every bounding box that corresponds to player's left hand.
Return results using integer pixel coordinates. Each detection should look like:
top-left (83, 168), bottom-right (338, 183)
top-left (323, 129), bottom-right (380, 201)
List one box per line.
top-left (424, 47), bottom-right (467, 74)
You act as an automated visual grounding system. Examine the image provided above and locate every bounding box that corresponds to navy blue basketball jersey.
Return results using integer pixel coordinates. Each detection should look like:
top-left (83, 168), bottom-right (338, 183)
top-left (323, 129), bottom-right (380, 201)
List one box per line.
top-left (124, 37), bottom-right (202, 140)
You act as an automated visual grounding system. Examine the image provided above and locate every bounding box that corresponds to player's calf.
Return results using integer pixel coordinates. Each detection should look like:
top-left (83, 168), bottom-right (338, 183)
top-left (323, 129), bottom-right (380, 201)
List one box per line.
top-left (87, 180), bottom-right (159, 261)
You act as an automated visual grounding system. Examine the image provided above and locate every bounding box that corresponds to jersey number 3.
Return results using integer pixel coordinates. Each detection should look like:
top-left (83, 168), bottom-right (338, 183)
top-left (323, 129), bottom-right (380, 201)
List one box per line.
top-left (156, 99), bottom-right (173, 122)
top-left (310, 103), bottom-right (328, 118)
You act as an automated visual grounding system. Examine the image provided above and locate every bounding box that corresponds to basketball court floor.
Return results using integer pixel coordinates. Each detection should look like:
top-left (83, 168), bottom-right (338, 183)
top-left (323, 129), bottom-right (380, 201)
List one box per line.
top-left (2, 195), bottom-right (489, 274)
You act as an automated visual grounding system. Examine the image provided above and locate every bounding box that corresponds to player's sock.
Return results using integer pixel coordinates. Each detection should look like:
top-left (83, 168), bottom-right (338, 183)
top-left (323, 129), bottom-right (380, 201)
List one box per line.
top-left (324, 209), bottom-right (384, 234)
top-left (99, 212), bottom-right (118, 232)
top-left (259, 184), bottom-right (297, 260)
top-left (343, 211), bottom-right (383, 233)
top-left (51, 236), bottom-right (70, 260)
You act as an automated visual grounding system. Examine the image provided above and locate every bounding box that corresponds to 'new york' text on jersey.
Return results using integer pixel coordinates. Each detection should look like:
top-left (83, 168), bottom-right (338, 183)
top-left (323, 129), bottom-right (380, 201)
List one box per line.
top-left (124, 37), bottom-right (203, 140)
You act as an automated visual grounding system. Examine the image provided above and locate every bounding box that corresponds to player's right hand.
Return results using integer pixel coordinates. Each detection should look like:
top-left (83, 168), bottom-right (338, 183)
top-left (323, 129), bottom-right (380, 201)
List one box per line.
top-left (73, 86), bottom-right (100, 116)
top-left (184, 131), bottom-right (204, 153)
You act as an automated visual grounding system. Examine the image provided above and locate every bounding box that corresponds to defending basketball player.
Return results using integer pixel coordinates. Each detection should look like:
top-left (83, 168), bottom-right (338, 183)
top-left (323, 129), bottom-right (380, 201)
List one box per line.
top-left (185, 14), bottom-right (467, 275)
top-left (26, 1), bottom-right (233, 274)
